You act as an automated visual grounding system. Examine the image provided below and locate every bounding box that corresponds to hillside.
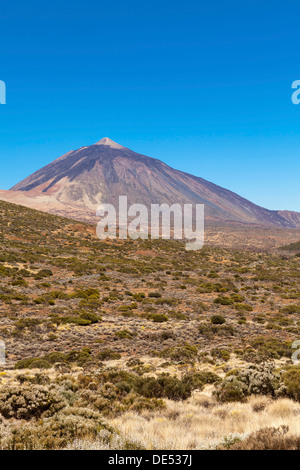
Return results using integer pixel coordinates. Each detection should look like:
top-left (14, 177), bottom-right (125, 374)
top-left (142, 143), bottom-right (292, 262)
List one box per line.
top-left (0, 200), bottom-right (300, 449)
top-left (0, 138), bottom-right (298, 228)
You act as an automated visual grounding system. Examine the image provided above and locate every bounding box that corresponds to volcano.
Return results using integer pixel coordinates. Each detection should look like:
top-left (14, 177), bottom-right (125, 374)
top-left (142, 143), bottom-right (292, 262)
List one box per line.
top-left (0, 137), bottom-right (299, 228)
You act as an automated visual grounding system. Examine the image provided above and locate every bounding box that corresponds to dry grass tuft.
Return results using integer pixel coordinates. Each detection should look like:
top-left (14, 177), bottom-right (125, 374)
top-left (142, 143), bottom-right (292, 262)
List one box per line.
top-left (106, 395), bottom-right (300, 450)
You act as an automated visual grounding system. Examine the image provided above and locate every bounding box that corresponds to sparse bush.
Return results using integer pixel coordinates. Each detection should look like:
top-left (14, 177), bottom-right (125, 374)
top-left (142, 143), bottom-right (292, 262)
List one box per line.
top-left (78, 312), bottom-right (100, 324)
top-left (225, 426), bottom-right (300, 450)
top-left (139, 374), bottom-right (191, 400)
top-left (211, 315), bottom-right (226, 325)
top-left (97, 350), bottom-right (121, 361)
top-left (211, 348), bottom-right (231, 361)
top-left (214, 296), bottom-right (234, 306)
top-left (148, 292), bottom-right (162, 298)
top-left (116, 330), bottom-right (134, 339)
top-left (0, 385), bottom-right (66, 420)
top-left (147, 313), bottom-right (168, 322)
top-left (215, 363), bottom-right (284, 403)
top-left (282, 367), bottom-right (300, 401)
top-left (0, 407), bottom-right (111, 450)
top-left (159, 343), bottom-right (198, 362)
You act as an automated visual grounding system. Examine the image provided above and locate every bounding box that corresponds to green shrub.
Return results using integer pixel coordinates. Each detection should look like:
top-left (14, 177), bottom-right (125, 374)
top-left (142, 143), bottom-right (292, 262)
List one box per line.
top-left (116, 330), bottom-right (134, 339)
top-left (159, 343), bottom-right (198, 362)
top-left (281, 305), bottom-right (300, 314)
top-left (97, 350), bottom-right (122, 361)
top-left (35, 269), bottom-right (53, 279)
top-left (214, 296), bottom-right (234, 306)
top-left (168, 311), bottom-right (186, 320)
top-left (15, 358), bottom-right (52, 370)
top-left (11, 278), bottom-right (28, 287)
top-left (182, 371), bottom-right (221, 389)
top-left (148, 292), bottom-right (162, 298)
top-left (249, 337), bottom-right (292, 360)
top-left (66, 317), bottom-right (91, 326)
top-left (14, 318), bottom-right (41, 330)
top-left (139, 374), bottom-right (191, 400)
top-left (282, 367), bottom-right (300, 401)
top-left (235, 303), bottom-right (253, 312)
top-left (79, 312), bottom-right (100, 323)
top-left (74, 288), bottom-right (100, 300)
top-left (198, 322), bottom-right (234, 338)
top-left (211, 348), bottom-right (231, 361)
top-left (15, 349), bottom-right (92, 369)
top-left (132, 293), bottom-right (145, 301)
top-left (211, 315), bottom-right (226, 325)
top-left (147, 313), bottom-right (168, 322)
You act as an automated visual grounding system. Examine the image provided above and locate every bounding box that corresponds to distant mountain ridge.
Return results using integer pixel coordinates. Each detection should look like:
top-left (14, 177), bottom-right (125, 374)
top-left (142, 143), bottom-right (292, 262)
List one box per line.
top-left (0, 137), bottom-right (298, 228)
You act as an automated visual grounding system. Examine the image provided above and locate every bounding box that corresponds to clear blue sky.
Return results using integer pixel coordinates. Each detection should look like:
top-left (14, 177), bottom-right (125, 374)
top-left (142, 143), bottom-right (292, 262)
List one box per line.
top-left (0, 0), bottom-right (300, 211)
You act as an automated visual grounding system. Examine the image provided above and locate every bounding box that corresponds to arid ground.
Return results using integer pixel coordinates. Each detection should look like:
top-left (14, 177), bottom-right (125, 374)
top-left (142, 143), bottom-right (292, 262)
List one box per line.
top-left (1, 200), bottom-right (300, 450)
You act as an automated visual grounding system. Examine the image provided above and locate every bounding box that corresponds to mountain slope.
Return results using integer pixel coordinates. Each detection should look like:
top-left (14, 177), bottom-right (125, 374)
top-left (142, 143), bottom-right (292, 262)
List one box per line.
top-left (0, 137), bottom-right (298, 227)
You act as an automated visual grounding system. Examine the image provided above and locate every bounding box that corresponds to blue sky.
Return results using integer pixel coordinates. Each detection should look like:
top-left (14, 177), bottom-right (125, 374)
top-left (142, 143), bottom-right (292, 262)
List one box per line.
top-left (0, 0), bottom-right (300, 211)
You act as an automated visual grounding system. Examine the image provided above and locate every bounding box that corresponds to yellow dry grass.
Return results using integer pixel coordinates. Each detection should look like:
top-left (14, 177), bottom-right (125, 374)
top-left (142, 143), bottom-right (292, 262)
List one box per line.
top-left (109, 394), bottom-right (300, 449)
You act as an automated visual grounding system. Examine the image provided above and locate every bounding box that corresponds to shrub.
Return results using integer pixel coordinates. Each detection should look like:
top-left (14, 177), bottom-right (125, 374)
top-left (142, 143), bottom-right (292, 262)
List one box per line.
top-left (147, 313), bottom-right (168, 322)
top-left (169, 311), bottom-right (186, 320)
top-left (0, 385), bottom-right (65, 420)
top-left (198, 322), bottom-right (234, 338)
top-left (225, 426), bottom-right (300, 451)
top-left (196, 282), bottom-right (231, 294)
top-left (79, 312), bottom-right (100, 324)
top-left (132, 293), bottom-right (145, 301)
top-left (281, 305), bottom-right (300, 314)
top-left (140, 375), bottom-right (191, 400)
top-left (159, 343), bottom-right (198, 362)
top-left (249, 337), bottom-right (292, 361)
top-left (282, 367), bottom-right (300, 401)
top-left (74, 288), bottom-right (100, 300)
top-left (15, 358), bottom-right (52, 369)
top-left (0, 407), bottom-right (111, 450)
top-left (211, 348), bottom-right (231, 361)
top-left (11, 278), bottom-right (28, 287)
top-left (182, 371), bottom-right (221, 389)
top-left (35, 269), bottom-right (53, 279)
top-left (97, 350), bottom-right (121, 361)
top-left (116, 330), bottom-right (134, 339)
top-left (14, 318), bottom-right (41, 330)
top-left (215, 376), bottom-right (247, 403)
top-left (211, 315), bottom-right (226, 325)
top-left (15, 349), bottom-right (92, 369)
top-left (235, 303), bottom-right (253, 312)
top-left (148, 292), bottom-right (162, 298)
top-left (214, 296), bottom-right (234, 306)
top-left (66, 317), bottom-right (91, 326)
top-left (215, 363), bottom-right (284, 403)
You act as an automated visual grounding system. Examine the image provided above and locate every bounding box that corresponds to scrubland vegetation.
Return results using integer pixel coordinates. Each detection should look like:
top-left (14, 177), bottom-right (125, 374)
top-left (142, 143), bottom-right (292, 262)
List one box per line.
top-left (0, 200), bottom-right (300, 449)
